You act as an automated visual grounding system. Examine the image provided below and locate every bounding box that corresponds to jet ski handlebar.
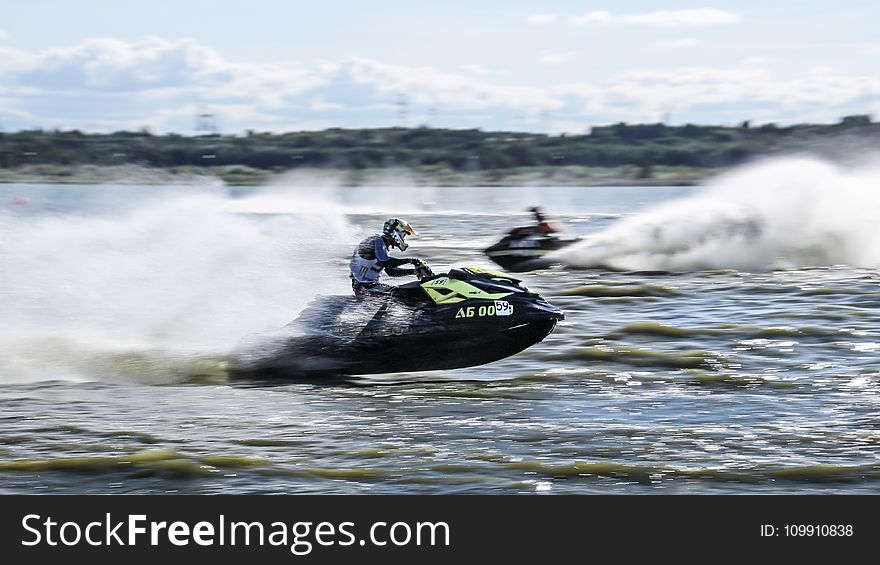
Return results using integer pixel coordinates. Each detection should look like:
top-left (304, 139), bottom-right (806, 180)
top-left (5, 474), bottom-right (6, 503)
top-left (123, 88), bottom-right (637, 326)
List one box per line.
top-left (411, 258), bottom-right (435, 280)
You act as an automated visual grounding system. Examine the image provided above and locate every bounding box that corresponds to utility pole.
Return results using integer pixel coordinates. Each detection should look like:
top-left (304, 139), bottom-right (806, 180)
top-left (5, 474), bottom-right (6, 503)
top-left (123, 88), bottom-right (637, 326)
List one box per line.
top-left (196, 104), bottom-right (218, 134)
top-left (396, 93), bottom-right (409, 128)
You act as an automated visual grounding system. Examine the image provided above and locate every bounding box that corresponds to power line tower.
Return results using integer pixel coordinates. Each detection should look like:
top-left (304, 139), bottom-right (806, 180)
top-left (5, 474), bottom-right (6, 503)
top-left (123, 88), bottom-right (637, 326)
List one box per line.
top-left (396, 93), bottom-right (409, 128)
top-left (196, 104), bottom-right (218, 134)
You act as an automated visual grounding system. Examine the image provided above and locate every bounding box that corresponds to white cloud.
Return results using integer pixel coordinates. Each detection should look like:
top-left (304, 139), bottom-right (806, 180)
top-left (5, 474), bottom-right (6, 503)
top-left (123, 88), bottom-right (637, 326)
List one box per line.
top-left (6, 36), bottom-right (319, 104)
top-left (0, 29), bottom-right (9, 41)
top-left (461, 64), bottom-right (486, 74)
top-left (525, 14), bottom-right (556, 25)
top-left (537, 52), bottom-right (576, 66)
top-left (658, 38), bottom-right (700, 48)
top-left (572, 11), bottom-right (612, 25)
top-left (320, 58), bottom-right (560, 110)
top-left (308, 96), bottom-right (344, 111)
top-left (567, 9), bottom-right (739, 28)
top-left (2, 36), bottom-right (878, 133)
top-left (0, 46), bottom-right (38, 73)
top-left (554, 66), bottom-right (880, 126)
top-left (622, 9), bottom-right (740, 27)
top-left (0, 99), bottom-right (32, 121)
top-left (459, 64), bottom-right (513, 80)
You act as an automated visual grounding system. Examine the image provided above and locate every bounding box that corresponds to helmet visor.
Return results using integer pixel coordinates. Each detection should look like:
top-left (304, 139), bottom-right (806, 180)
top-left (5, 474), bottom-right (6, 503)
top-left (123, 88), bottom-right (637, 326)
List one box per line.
top-left (398, 221), bottom-right (417, 236)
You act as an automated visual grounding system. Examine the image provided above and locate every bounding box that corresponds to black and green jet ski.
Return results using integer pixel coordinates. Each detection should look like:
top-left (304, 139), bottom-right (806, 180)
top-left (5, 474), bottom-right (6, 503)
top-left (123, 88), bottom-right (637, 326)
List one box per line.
top-left (484, 234), bottom-right (578, 272)
top-left (231, 266), bottom-right (563, 378)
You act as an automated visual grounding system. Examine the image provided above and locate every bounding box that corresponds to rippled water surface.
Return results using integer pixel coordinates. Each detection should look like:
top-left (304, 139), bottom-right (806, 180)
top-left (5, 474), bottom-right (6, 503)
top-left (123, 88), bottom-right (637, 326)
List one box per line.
top-left (1, 175), bottom-right (879, 494)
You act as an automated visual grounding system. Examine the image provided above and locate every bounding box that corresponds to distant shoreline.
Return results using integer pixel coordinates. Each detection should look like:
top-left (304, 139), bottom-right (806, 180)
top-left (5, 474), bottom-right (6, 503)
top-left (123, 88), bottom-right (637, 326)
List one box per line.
top-left (0, 164), bottom-right (712, 187)
top-left (4, 118), bottom-right (874, 187)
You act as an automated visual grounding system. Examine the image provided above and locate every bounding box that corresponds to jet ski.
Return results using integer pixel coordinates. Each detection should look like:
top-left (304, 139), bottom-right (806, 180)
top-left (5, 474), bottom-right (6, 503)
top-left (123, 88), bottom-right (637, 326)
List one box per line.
top-left (230, 264), bottom-right (563, 378)
top-left (484, 230), bottom-right (580, 272)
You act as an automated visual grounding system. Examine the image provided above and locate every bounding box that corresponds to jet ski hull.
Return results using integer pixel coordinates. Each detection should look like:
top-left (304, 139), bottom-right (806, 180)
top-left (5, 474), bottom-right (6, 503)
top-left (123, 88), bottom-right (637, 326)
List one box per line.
top-left (230, 267), bottom-right (564, 379)
top-left (484, 236), bottom-right (578, 272)
top-left (234, 318), bottom-right (558, 378)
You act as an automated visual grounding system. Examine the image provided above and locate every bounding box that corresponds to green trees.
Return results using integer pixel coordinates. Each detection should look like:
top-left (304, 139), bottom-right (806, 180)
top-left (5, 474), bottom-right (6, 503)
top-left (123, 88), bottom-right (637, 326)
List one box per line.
top-left (0, 117), bottom-right (876, 174)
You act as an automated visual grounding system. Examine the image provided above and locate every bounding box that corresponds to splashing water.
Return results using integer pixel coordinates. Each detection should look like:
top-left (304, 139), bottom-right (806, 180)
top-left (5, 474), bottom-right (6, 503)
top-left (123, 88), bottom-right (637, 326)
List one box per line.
top-left (557, 157), bottom-right (880, 271)
top-left (0, 185), bottom-right (357, 382)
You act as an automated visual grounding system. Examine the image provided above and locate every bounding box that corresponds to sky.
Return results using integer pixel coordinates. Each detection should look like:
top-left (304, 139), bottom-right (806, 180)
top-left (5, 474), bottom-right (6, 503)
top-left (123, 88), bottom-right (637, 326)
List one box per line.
top-left (1, 0), bottom-right (879, 134)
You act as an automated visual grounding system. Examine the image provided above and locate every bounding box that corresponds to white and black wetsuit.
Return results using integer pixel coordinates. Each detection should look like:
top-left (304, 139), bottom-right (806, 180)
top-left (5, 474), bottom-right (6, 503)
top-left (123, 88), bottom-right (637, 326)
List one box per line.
top-left (349, 234), bottom-right (417, 296)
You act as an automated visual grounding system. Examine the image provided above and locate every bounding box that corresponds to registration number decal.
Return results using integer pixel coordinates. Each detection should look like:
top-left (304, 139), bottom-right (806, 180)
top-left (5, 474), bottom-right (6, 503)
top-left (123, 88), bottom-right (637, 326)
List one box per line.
top-left (455, 301), bottom-right (513, 318)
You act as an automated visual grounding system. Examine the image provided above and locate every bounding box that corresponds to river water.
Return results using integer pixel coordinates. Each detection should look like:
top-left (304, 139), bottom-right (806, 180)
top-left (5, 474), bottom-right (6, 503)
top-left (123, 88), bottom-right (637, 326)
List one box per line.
top-left (1, 158), bottom-right (879, 494)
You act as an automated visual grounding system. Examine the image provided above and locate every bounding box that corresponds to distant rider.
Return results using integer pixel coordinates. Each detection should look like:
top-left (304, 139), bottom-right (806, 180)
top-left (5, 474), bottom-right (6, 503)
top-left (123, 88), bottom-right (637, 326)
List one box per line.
top-left (349, 218), bottom-right (427, 297)
top-left (529, 206), bottom-right (560, 235)
top-left (506, 207), bottom-right (561, 239)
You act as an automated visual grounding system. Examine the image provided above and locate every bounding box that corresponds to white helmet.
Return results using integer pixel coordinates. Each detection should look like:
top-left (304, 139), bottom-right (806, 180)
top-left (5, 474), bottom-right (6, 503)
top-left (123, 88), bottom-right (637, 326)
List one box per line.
top-left (383, 218), bottom-right (417, 251)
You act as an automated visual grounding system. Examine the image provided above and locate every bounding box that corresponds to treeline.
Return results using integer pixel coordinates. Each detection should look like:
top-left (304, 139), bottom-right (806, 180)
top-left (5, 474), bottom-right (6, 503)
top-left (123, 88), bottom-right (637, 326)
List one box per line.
top-left (1, 115), bottom-right (877, 172)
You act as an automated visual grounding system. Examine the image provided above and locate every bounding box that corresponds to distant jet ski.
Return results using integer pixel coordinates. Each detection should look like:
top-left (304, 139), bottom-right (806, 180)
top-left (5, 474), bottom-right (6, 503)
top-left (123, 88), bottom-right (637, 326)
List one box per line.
top-left (484, 232), bottom-right (580, 272)
top-left (230, 265), bottom-right (563, 378)
top-left (484, 207), bottom-right (580, 272)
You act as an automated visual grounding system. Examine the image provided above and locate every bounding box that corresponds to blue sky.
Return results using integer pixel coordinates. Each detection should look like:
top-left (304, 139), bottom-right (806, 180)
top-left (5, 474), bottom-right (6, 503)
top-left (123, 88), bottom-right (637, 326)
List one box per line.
top-left (1, 1), bottom-right (879, 133)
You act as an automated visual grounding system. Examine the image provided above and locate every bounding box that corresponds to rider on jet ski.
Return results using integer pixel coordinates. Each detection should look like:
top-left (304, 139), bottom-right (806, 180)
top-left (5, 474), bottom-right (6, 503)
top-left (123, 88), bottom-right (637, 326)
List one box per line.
top-left (349, 218), bottom-right (429, 297)
top-left (505, 207), bottom-right (561, 240)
